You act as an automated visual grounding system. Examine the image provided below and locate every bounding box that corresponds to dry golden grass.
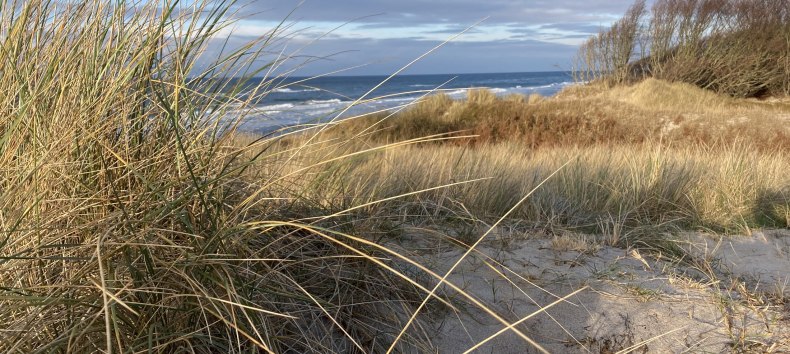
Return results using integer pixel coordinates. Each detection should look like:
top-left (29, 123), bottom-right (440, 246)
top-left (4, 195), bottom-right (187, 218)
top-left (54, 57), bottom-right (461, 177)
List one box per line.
top-left (254, 140), bottom-right (789, 237)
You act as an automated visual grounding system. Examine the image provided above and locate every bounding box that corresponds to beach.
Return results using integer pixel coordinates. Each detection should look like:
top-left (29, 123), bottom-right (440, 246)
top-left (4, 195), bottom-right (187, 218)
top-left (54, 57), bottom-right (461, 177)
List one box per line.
top-left (2, 0), bottom-right (788, 352)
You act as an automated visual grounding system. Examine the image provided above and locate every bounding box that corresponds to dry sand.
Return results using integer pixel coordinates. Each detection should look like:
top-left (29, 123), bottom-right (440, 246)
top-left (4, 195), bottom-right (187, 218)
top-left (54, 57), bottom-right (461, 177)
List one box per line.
top-left (392, 228), bottom-right (790, 353)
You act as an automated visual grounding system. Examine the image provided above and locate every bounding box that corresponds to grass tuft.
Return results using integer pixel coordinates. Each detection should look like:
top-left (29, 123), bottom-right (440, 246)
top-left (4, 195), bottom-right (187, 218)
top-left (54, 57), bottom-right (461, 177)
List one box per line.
top-left (0, 1), bottom-right (440, 352)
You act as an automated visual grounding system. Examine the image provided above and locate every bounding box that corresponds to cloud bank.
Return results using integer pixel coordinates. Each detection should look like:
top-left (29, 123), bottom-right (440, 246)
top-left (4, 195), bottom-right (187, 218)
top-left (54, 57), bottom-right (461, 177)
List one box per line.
top-left (205, 0), bottom-right (640, 75)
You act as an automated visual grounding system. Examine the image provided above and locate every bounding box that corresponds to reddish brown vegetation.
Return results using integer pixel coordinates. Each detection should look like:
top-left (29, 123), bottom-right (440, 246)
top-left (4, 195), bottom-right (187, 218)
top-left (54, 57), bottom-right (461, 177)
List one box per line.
top-left (330, 82), bottom-right (790, 150)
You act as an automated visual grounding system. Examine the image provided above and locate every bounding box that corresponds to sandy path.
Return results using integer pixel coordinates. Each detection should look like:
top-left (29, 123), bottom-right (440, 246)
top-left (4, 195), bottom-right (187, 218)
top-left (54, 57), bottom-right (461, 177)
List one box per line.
top-left (392, 229), bottom-right (790, 353)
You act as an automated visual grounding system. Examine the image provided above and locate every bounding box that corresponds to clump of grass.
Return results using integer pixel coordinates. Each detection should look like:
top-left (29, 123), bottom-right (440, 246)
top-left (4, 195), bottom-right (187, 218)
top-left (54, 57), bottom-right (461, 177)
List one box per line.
top-left (0, 1), bottom-right (444, 352)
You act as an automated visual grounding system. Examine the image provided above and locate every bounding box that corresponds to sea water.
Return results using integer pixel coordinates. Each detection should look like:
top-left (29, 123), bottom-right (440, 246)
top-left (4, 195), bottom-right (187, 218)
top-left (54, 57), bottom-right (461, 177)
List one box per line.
top-left (229, 71), bottom-right (574, 133)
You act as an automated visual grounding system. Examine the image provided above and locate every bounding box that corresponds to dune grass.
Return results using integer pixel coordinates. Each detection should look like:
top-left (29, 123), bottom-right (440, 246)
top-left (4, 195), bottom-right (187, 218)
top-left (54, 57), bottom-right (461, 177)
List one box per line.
top-left (0, 1), bottom-right (460, 352)
top-left (254, 138), bottom-right (789, 242)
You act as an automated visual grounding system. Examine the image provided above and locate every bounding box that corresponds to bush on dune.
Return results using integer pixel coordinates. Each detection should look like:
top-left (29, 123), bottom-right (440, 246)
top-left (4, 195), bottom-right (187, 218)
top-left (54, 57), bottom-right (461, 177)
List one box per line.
top-left (575, 0), bottom-right (790, 98)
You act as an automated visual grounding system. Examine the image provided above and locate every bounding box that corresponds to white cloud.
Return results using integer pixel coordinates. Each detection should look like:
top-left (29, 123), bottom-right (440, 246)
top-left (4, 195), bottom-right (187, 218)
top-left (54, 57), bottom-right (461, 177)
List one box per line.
top-left (202, 0), bottom-right (641, 75)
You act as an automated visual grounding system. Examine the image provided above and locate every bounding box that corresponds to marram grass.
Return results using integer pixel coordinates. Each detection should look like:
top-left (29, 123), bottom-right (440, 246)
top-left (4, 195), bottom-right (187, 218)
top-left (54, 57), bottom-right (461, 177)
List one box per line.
top-left (0, 0), bottom-right (461, 352)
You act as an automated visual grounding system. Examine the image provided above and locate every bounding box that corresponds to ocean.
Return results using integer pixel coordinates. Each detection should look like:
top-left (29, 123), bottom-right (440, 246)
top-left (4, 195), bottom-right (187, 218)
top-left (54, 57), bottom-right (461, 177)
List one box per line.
top-left (231, 71), bottom-right (574, 133)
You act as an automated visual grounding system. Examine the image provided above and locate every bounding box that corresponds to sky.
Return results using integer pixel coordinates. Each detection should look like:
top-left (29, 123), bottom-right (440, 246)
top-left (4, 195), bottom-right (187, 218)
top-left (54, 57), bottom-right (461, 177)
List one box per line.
top-left (206, 0), bottom-right (640, 76)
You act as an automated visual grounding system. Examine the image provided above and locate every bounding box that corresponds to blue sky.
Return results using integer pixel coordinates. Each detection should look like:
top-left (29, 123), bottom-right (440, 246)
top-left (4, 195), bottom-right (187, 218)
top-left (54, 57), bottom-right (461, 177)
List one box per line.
top-left (207, 0), bottom-right (639, 75)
